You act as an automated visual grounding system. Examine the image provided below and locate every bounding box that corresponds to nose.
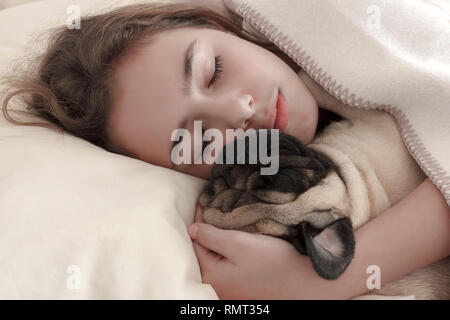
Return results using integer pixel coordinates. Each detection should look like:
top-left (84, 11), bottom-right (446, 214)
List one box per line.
top-left (215, 93), bottom-right (255, 129)
top-left (242, 95), bottom-right (255, 129)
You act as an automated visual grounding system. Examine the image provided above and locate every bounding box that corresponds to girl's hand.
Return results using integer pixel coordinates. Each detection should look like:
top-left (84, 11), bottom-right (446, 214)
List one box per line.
top-left (188, 204), bottom-right (310, 299)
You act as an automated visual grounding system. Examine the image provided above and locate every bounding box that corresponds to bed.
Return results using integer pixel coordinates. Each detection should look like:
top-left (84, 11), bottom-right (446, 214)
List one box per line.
top-left (2, 0), bottom-right (447, 299)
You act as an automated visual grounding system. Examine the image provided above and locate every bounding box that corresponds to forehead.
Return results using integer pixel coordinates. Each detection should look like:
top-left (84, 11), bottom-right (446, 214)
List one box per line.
top-left (114, 28), bottom-right (195, 103)
top-left (111, 27), bottom-right (223, 114)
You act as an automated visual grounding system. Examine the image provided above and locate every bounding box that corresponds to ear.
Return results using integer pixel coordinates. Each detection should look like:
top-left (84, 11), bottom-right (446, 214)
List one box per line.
top-left (282, 217), bottom-right (355, 280)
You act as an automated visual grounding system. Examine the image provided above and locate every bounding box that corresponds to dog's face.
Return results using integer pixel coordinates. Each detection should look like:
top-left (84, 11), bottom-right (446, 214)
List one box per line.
top-left (200, 130), bottom-right (335, 211)
top-left (199, 129), bottom-right (356, 280)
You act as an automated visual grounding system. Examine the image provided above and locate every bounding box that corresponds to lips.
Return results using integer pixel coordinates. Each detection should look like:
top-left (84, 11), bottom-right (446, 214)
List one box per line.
top-left (274, 90), bottom-right (288, 131)
top-left (266, 89), bottom-right (288, 131)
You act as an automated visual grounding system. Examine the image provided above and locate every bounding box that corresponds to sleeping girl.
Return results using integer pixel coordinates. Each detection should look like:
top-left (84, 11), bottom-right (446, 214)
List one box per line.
top-left (2, 2), bottom-right (449, 299)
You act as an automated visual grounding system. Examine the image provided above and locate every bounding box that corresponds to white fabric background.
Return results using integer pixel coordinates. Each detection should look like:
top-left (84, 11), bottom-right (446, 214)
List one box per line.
top-left (0, 0), bottom-right (217, 299)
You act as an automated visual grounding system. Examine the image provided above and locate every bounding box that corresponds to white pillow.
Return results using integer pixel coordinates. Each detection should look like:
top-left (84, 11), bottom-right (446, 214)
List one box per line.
top-left (0, 0), bottom-right (38, 10)
top-left (0, 0), bottom-right (218, 299)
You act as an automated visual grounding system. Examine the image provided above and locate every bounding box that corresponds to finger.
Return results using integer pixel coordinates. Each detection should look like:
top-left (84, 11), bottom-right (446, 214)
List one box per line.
top-left (194, 204), bottom-right (204, 223)
top-left (188, 223), bottom-right (244, 260)
top-left (192, 241), bottom-right (225, 277)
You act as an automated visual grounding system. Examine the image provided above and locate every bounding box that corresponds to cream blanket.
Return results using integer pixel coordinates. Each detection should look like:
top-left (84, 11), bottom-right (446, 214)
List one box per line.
top-left (223, 0), bottom-right (450, 206)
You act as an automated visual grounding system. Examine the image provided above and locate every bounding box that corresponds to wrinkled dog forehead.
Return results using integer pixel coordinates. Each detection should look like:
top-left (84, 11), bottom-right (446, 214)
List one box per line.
top-left (200, 130), bottom-right (335, 211)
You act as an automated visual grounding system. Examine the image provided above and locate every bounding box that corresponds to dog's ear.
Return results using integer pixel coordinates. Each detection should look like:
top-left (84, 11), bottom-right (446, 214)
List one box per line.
top-left (282, 217), bottom-right (355, 280)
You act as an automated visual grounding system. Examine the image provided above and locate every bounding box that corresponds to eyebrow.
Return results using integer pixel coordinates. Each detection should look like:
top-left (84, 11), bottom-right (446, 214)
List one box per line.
top-left (182, 38), bottom-right (199, 97)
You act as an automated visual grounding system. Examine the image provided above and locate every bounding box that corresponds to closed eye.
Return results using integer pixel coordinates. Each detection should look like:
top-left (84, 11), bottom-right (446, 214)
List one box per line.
top-left (208, 56), bottom-right (223, 88)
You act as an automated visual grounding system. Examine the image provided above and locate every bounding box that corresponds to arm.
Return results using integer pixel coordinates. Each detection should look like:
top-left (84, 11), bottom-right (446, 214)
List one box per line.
top-left (290, 178), bottom-right (450, 299)
top-left (188, 178), bottom-right (450, 299)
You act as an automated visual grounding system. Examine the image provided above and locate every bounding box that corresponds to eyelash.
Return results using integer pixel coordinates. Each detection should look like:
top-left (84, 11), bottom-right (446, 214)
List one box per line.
top-left (208, 56), bottom-right (223, 88)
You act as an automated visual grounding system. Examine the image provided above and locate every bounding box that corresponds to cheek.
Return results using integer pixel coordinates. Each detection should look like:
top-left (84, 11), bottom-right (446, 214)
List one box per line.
top-left (182, 163), bottom-right (213, 180)
top-left (228, 58), bottom-right (253, 82)
top-left (288, 91), bottom-right (318, 144)
top-left (227, 45), bottom-right (263, 76)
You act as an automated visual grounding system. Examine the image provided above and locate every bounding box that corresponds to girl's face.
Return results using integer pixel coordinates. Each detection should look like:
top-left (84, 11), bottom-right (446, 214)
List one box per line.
top-left (109, 27), bottom-right (318, 179)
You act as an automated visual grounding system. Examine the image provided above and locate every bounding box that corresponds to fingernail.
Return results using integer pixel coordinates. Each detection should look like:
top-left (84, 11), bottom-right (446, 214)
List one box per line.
top-left (189, 224), bottom-right (199, 239)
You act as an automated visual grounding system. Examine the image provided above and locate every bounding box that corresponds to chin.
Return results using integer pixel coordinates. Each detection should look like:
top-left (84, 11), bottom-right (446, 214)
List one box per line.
top-left (286, 125), bottom-right (314, 145)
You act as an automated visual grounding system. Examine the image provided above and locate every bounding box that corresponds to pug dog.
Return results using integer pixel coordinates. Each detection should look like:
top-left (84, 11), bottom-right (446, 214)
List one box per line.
top-left (199, 109), bottom-right (450, 299)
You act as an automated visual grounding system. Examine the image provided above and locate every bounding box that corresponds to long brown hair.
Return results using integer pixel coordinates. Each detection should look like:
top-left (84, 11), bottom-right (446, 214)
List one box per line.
top-left (1, 2), bottom-right (288, 155)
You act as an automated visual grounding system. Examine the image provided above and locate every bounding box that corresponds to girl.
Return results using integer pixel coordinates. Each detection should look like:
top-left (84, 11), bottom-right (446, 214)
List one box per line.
top-left (2, 3), bottom-right (449, 299)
